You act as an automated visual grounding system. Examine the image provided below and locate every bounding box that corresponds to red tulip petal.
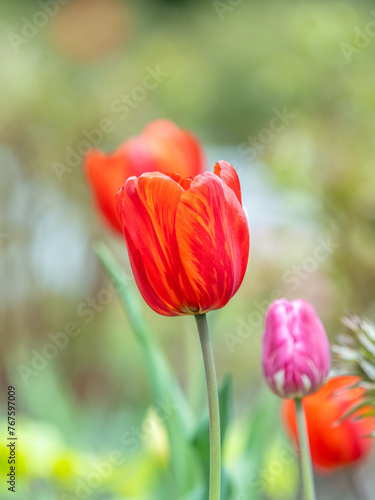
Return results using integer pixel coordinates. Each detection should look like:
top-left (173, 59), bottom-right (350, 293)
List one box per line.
top-left (116, 173), bottom-right (189, 316)
top-left (85, 148), bottom-right (126, 233)
top-left (122, 121), bottom-right (180, 176)
top-left (85, 119), bottom-right (206, 235)
top-left (137, 119), bottom-right (204, 178)
top-left (142, 119), bottom-right (177, 136)
top-left (165, 172), bottom-right (193, 190)
top-left (214, 161), bottom-right (242, 204)
top-left (121, 137), bottom-right (162, 177)
top-left (175, 172), bottom-right (249, 313)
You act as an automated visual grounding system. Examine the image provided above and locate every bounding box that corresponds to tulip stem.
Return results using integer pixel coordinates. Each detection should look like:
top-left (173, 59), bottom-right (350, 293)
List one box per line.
top-left (295, 398), bottom-right (316, 500)
top-left (195, 313), bottom-right (221, 500)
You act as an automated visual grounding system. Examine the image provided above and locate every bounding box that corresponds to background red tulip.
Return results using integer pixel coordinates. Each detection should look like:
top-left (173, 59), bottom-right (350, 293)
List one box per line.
top-left (282, 376), bottom-right (375, 471)
top-left (115, 161), bottom-right (250, 316)
top-left (85, 119), bottom-right (205, 233)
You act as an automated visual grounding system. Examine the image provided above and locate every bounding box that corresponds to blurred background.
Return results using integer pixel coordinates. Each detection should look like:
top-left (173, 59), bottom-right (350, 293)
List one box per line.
top-left (1, 0), bottom-right (375, 498)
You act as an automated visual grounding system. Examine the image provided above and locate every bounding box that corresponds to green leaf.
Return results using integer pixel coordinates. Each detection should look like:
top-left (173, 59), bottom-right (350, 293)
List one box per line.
top-left (95, 242), bottom-right (196, 495)
top-left (232, 388), bottom-right (281, 500)
top-left (245, 387), bottom-right (280, 455)
top-left (221, 465), bottom-right (234, 500)
top-left (181, 486), bottom-right (205, 500)
top-left (262, 434), bottom-right (299, 500)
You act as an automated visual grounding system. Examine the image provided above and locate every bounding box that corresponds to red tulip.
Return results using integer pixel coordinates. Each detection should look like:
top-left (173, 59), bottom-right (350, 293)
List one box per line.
top-left (282, 376), bottom-right (375, 471)
top-left (115, 161), bottom-right (250, 316)
top-left (85, 119), bottom-right (205, 233)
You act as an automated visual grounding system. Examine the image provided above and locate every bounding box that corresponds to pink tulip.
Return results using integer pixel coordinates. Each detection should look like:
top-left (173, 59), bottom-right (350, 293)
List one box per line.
top-left (262, 298), bottom-right (331, 399)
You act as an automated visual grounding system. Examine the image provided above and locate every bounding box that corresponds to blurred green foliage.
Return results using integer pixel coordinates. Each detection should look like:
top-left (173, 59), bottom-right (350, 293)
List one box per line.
top-left (1, 0), bottom-right (375, 498)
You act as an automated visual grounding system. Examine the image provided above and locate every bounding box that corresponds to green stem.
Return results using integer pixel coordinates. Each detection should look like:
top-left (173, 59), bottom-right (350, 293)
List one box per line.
top-left (295, 398), bottom-right (316, 500)
top-left (195, 313), bottom-right (221, 500)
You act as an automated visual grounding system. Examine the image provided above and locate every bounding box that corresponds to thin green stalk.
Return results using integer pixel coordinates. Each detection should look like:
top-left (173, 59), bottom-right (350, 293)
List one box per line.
top-left (295, 398), bottom-right (316, 500)
top-left (195, 313), bottom-right (221, 500)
